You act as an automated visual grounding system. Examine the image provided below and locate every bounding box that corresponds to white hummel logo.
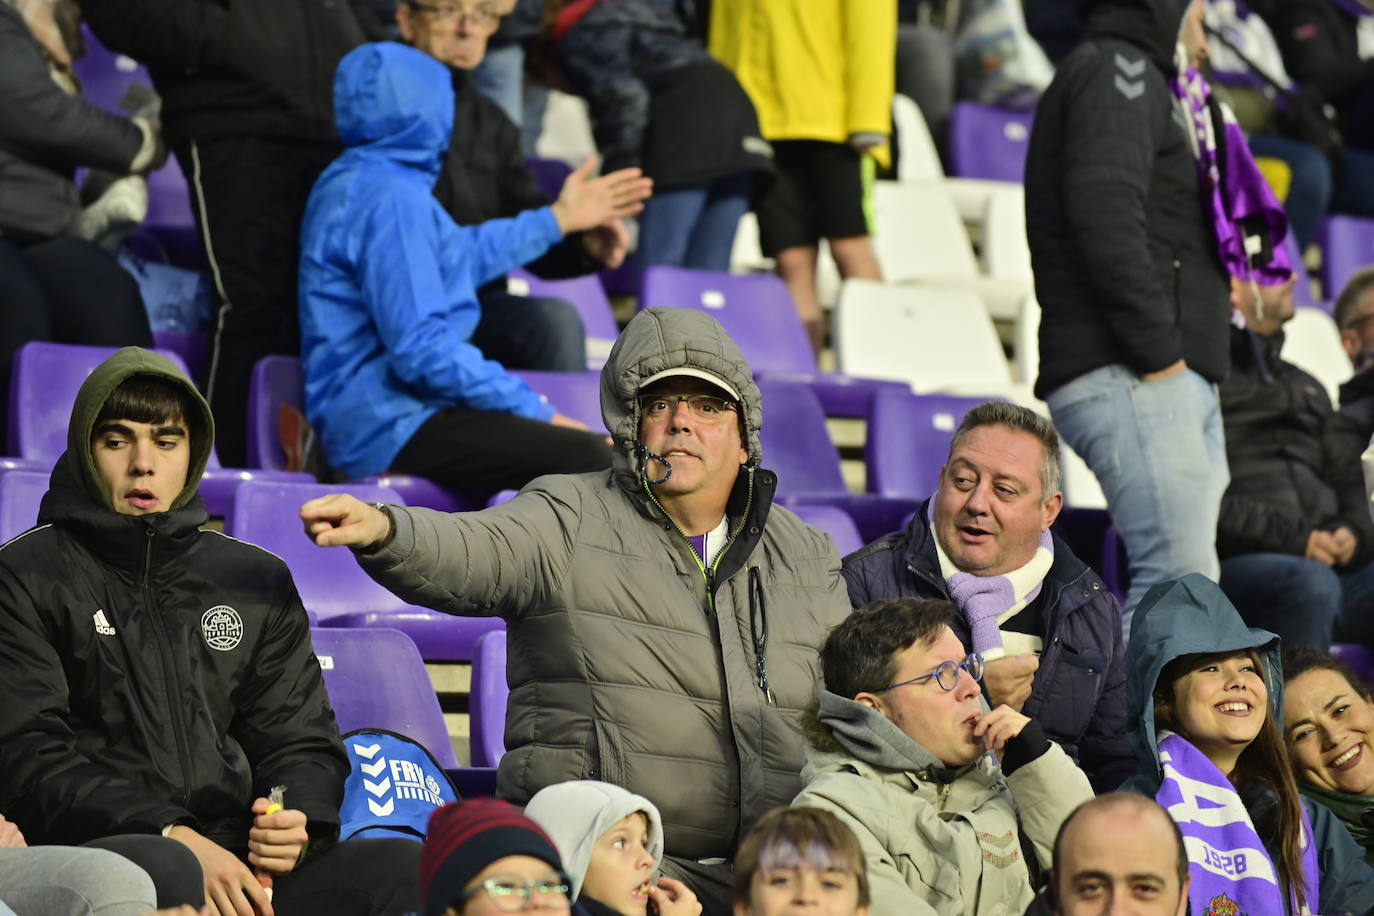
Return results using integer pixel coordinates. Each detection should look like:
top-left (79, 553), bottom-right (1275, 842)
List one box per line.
top-left (93, 609), bottom-right (116, 637)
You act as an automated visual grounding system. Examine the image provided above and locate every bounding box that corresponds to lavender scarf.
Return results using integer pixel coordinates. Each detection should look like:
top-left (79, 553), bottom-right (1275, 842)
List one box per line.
top-left (1171, 65), bottom-right (1292, 284)
top-left (929, 503), bottom-right (1053, 657)
top-left (1156, 732), bottom-right (1320, 915)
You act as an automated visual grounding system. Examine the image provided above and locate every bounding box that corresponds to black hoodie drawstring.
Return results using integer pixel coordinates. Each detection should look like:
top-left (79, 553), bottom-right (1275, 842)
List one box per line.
top-left (635, 441), bottom-right (673, 485)
top-left (749, 567), bottom-right (774, 705)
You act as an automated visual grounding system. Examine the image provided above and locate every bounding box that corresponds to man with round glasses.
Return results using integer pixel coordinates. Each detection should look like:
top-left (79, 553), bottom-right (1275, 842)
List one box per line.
top-left (794, 597), bottom-right (1092, 916)
top-left (302, 307), bottom-right (852, 916)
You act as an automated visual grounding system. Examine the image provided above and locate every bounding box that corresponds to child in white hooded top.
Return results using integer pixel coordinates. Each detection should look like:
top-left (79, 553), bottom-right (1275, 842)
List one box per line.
top-left (524, 781), bottom-right (701, 916)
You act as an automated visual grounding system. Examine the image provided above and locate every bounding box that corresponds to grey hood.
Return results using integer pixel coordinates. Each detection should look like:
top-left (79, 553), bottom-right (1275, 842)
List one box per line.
top-left (812, 689), bottom-right (993, 782)
top-left (524, 780), bottom-right (664, 901)
top-left (599, 307), bottom-right (763, 492)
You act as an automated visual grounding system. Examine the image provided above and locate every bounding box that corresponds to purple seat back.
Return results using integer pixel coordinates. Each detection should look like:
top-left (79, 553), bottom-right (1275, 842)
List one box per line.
top-left (152, 331), bottom-right (209, 383)
top-left (309, 627), bottom-right (459, 768)
top-left (512, 370), bottom-right (604, 432)
top-left (638, 268), bottom-right (818, 376)
top-left (9, 341), bottom-right (209, 462)
top-left (1331, 643), bottom-right (1374, 687)
top-left (1287, 233), bottom-right (1326, 312)
top-left (755, 380), bottom-right (846, 496)
top-left (248, 355), bottom-right (305, 472)
top-left (470, 629), bottom-right (508, 767)
top-left (946, 102), bottom-right (1035, 182)
top-left (226, 480), bottom-right (410, 619)
top-left (524, 157), bottom-right (573, 200)
top-left (507, 269), bottom-right (619, 343)
top-left (865, 390), bottom-right (989, 499)
top-left (0, 470), bottom-right (50, 543)
top-left (1318, 216), bottom-right (1374, 304)
top-left (788, 504), bottom-right (864, 557)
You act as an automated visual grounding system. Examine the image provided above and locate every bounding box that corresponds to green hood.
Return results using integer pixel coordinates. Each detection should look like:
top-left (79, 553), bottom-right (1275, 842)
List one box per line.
top-left (599, 307), bottom-right (763, 491)
top-left (1125, 573), bottom-right (1282, 783)
top-left (67, 347), bottom-right (216, 513)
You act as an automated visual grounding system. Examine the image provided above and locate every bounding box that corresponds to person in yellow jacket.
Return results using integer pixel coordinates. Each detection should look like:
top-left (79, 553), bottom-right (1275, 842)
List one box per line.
top-left (710, 0), bottom-right (896, 352)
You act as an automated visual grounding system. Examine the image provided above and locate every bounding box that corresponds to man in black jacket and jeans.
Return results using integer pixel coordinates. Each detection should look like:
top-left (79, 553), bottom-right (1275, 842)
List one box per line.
top-left (1220, 271), bottom-right (1374, 650)
top-left (0, 347), bottom-right (419, 916)
top-left (1025, 0), bottom-right (1231, 637)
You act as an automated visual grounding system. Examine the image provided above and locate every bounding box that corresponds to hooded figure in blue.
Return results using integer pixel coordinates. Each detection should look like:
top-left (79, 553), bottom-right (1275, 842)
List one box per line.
top-left (1122, 573), bottom-right (1374, 914)
top-left (300, 42), bottom-right (599, 483)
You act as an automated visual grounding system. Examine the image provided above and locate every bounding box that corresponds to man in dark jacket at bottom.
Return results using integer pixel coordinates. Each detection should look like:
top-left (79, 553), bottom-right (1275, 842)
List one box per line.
top-left (842, 402), bottom-right (1132, 792)
top-left (0, 347), bottom-right (420, 916)
top-left (1217, 275), bottom-right (1374, 650)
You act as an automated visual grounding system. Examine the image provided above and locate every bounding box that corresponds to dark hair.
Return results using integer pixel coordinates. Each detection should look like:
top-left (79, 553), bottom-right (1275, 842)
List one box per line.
top-left (820, 598), bottom-right (957, 699)
top-left (947, 401), bottom-right (1062, 499)
top-left (1333, 266), bottom-right (1374, 331)
top-left (1051, 793), bottom-right (1188, 905)
top-left (1153, 649), bottom-right (1309, 911)
top-left (733, 807), bottom-right (870, 908)
top-left (1282, 646), bottom-right (1373, 697)
top-left (93, 375), bottom-right (200, 445)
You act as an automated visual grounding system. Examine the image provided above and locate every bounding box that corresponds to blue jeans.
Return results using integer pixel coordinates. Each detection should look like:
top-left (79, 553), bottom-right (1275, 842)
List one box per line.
top-left (635, 175), bottom-right (751, 278)
top-left (1219, 553), bottom-right (1374, 650)
top-left (471, 43), bottom-right (525, 127)
top-left (473, 289), bottom-right (587, 372)
top-left (1047, 364), bottom-right (1229, 636)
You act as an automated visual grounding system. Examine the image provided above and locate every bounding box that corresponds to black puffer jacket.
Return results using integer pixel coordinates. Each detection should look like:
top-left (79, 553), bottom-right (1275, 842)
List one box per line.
top-left (1027, 0), bottom-right (1230, 398)
top-left (0, 348), bottom-right (347, 853)
top-left (434, 68), bottom-right (601, 288)
top-left (81, 0), bottom-right (381, 146)
top-left (1216, 325), bottom-right (1374, 569)
top-left (840, 501), bottom-right (1134, 793)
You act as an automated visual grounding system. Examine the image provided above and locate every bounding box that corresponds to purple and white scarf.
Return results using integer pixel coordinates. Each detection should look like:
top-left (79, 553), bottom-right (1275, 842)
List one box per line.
top-left (1156, 732), bottom-right (1320, 916)
top-left (929, 502), bottom-right (1053, 657)
top-left (1170, 65), bottom-right (1292, 285)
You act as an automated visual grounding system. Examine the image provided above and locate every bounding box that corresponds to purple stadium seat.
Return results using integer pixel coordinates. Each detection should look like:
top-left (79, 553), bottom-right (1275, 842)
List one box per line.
top-left (246, 355), bottom-right (474, 512)
top-left (0, 470), bottom-right (49, 543)
top-left (506, 269), bottom-right (619, 367)
top-left (1287, 233), bottom-right (1328, 313)
top-left (757, 380), bottom-right (919, 541)
top-left (637, 267), bottom-right (909, 418)
top-left (470, 629), bottom-right (508, 768)
top-left (1331, 643), bottom-right (1374, 685)
top-left (227, 479), bottom-right (501, 661)
top-left (310, 626), bottom-right (459, 768)
top-left (1318, 215), bottom-right (1374, 304)
top-left (865, 390), bottom-right (990, 499)
top-left (946, 102), bottom-right (1035, 182)
top-left (788, 504), bottom-right (865, 557)
top-left (512, 370), bottom-right (604, 432)
top-left (525, 157), bottom-right (574, 200)
top-left (152, 331), bottom-right (209, 384)
top-left (9, 342), bottom-right (309, 515)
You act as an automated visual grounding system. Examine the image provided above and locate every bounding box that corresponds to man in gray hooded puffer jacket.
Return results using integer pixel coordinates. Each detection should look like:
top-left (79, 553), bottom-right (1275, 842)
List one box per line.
top-left (301, 306), bottom-right (852, 916)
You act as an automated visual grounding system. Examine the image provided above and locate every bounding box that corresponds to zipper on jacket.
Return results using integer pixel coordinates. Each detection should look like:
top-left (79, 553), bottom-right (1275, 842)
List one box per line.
top-left (641, 472), bottom-right (770, 699)
top-left (140, 526), bottom-right (194, 805)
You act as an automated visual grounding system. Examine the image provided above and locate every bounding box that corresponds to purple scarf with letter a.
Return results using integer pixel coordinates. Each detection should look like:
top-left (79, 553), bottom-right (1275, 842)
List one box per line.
top-left (1156, 732), bottom-right (1320, 916)
top-left (1170, 66), bottom-right (1292, 285)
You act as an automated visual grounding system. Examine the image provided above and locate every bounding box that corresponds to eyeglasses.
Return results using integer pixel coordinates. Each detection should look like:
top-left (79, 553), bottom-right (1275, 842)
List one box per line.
top-left (408, 1), bottom-right (501, 30)
top-left (639, 394), bottom-right (738, 423)
top-left (878, 653), bottom-right (984, 693)
top-left (456, 875), bottom-right (572, 912)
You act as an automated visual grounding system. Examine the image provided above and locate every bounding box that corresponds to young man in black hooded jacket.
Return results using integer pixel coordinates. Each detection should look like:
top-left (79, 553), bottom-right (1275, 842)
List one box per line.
top-left (0, 347), bottom-right (419, 916)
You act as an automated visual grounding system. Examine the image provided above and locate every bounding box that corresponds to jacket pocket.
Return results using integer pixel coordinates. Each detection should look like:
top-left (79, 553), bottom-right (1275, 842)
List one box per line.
top-left (591, 719), bottom-right (627, 786)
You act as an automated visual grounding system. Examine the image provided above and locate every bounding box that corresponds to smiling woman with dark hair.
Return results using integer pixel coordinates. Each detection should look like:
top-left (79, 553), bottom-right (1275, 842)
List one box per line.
top-left (1122, 574), bottom-right (1374, 915)
top-left (1282, 646), bottom-right (1374, 866)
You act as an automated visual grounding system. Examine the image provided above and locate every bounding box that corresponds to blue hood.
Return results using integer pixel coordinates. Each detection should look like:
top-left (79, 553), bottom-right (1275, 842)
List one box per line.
top-left (333, 42), bottom-right (453, 175)
top-left (1125, 574), bottom-right (1282, 783)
